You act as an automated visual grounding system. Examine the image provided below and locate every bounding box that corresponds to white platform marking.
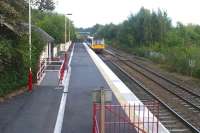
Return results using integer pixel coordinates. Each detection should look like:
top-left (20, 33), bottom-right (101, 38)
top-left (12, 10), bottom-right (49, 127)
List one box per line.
top-left (84, 43), bottom-right (170, 133)
top-left (53, 44), bottom-right (74, 133)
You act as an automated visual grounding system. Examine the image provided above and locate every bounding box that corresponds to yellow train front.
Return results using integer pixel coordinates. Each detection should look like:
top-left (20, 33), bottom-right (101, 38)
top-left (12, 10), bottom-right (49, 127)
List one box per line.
top-left (90, 39), bottom-right (105, 53)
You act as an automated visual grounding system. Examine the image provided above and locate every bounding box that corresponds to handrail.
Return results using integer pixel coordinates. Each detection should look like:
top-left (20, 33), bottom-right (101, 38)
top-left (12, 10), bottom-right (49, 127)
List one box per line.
top-left (37, 59), bottom-right (46, 81)
top-left (93, 103), bottom-right (159, 133)
top-left (95, 116), bottom-right (100, 133)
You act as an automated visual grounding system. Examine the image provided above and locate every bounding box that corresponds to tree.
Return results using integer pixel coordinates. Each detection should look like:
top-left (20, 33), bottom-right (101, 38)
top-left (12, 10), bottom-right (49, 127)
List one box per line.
top-left (32, 0), bottom-right (55, 11)
top-left (32, 10), bottom-right (76, 43)
top-left (88, 7), bottom-right (172, 48)
top-left (0, 0), bottom-right (27, 22)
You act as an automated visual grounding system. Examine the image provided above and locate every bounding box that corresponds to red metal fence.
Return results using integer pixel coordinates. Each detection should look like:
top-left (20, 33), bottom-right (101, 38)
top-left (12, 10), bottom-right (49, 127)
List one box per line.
top-left (59, 43), bottom-right (74, 84)
top-left (93, 101), bottom-right (159, 133)
top-left (59, 53), bottom-right (68, 81)
top-left (37, 59), bottom-right (46, 81)
top-left (36, 43), bottom-right (74, 84)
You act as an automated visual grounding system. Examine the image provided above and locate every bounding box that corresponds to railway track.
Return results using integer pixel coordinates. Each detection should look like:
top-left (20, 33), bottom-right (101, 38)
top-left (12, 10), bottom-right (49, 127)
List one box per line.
top-left (107, 48), bottom-right (200, 97)
top-left (99, 50), bottom-right (200, 133)
top-left (109, 48), bottom-right (200, 95)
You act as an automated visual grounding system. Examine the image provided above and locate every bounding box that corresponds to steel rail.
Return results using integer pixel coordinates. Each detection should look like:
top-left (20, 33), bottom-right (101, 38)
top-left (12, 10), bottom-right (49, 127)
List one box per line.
top-left (103, 57), bottom-right (200, 133)
top-left (104, 50), bottom-right (200, 111)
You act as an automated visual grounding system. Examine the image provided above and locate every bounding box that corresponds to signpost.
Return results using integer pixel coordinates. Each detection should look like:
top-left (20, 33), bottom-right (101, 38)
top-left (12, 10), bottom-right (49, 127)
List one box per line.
top-left (92, 87), bottom-right (112, 133)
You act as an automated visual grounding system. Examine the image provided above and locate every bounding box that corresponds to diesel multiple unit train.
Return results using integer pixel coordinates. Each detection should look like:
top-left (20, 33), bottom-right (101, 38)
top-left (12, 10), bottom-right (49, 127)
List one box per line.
top-left (86, 37), bottom-right (105, 53)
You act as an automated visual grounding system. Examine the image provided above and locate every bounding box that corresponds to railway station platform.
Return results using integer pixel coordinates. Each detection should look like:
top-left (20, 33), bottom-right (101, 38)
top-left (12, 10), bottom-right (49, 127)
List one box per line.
top-left (0, 42), bottom-right (169, 133)
top-left (61, 43), bottom-right (125, 133)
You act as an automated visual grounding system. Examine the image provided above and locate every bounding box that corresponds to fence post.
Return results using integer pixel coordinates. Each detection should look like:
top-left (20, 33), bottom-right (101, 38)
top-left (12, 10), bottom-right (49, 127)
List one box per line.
top-left (157, 101), bottom-right (159, 133)
top-left (93, 103), bottom-right (97, 133)
top-left (100, 88), bottom-right (105, 133)
top-left (92, 88), bottom-right (112, 133)
top-left (28, 68), bottom-right (32, 91)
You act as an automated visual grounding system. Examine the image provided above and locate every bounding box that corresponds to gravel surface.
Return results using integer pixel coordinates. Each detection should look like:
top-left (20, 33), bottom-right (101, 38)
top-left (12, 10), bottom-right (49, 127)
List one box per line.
top-left (100, 55), bottom-right (195, 133)
top-left (107, 48), bottom-right (200, 95)
top-left (102, 49), bottom-right (200, 132)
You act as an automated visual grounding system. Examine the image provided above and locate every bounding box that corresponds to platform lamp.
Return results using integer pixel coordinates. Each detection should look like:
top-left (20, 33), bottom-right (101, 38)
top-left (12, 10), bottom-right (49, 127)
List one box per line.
top-left (65, 13), bottom-right (72, 44)
top-left (64, 14), bottom-right (67, 44)
top-left (28, 0), bottom-right (32, 92)
top-left (66, 13), bottom-right (72, 43)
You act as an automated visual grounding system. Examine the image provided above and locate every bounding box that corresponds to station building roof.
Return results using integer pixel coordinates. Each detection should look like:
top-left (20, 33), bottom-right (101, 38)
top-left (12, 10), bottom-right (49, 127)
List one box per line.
top-left (0, 14), bottom-right (55, 44)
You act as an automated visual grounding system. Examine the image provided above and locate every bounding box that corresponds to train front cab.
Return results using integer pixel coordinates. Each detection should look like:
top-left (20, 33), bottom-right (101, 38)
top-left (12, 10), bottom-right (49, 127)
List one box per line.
top-left (91, 43), bottom-right (105, 53)
top-left (91, 39), bottom-right (105, 53)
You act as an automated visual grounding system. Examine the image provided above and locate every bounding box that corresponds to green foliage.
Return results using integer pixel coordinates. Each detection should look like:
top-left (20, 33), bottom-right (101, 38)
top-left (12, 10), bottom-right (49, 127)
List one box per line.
top-left (91, 7), bottom-right (200, 78)
top-left (32, 0), bottom-right (55, 11)
top-left (92, 7), bottom-right (171, 47)
top-left (0, 0), bottom-right (76, 96)
top-left (32, 10), bottom-right (76, 43)
top-left (0, 31), bottom-right (45, 96)
top-left (0, 0), bottom-right (55, 96)
top-left (0, 0), bottom-right (28, 23)
top-left (135, 42), bottom-right (200, 78)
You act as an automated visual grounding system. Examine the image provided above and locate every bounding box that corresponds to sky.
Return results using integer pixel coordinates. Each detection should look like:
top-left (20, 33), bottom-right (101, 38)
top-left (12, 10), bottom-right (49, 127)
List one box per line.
top-left (55, 0), bottom-right (200, 28)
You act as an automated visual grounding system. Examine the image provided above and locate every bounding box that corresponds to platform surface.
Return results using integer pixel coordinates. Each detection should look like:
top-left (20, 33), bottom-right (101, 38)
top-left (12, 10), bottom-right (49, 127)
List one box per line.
top-left (0, 59), bottom-right (63, 132)
top-left (61, 43), bottom-right (111, 133)
top-left (0, 86), bottom-right (62, 133)
top-left (40, 71), bottom-right (59, 86)
top-left (0, 43), bottom-right (136, 133)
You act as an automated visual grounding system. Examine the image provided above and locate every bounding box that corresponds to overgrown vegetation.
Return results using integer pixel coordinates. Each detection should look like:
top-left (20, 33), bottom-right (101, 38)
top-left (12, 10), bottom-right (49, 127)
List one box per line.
top-left (0, 0), bottom-right (76, 96)
top-left (32, 0), bottom-right (55, 11)
top-left (0, 33), bottom-right (45, 95)
top-left (32, 10), bottom-right (76, 43)
top-left (87, 7), bottom-right (200, 78)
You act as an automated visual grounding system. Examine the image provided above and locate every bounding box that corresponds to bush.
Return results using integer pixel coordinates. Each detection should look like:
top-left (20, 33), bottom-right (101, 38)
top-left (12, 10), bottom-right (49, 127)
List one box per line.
top-left (0, 31), bottom-right (45, 96)
top-left (133, 43), bottom-right (200, 78)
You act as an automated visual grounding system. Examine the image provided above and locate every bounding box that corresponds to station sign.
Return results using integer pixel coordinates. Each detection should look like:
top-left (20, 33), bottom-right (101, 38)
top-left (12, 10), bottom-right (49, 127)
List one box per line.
top-left (92, 89), bottom-right (112, 103)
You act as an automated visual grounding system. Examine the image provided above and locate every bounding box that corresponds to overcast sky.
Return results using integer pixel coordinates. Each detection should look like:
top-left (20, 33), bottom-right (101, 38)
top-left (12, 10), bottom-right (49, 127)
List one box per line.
top-left (55, 0), bottom-right (200, 28)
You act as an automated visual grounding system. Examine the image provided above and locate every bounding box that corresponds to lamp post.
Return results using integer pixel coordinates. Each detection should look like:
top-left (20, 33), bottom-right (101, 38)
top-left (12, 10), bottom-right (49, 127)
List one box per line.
top-left (64, 13), bottom-right (72, 44)
top-left (28, 0), bottom-right (32, 92)
top-left (66, 13), bottom-right (72, 43)
top-left (64, 15), bottom-right (67, 44)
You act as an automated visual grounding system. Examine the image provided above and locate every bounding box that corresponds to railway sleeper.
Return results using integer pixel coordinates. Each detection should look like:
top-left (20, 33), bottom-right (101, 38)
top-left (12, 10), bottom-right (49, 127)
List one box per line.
top-left (165, 125), bottom-right (185, 129)
top-left (159, 116), bottom-right (175, 120)
top-left (160, 120), bottom-right (177, 124)
top-left (169, 128), bottom-right (191, 133)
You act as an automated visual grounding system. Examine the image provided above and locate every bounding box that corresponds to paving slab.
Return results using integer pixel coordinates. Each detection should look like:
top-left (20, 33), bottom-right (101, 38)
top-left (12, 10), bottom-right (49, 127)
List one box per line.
top-left (61, 43), bottom-right (122, 133)
top-left (0, 43), bottom-right (137, 133)
top-left (0, 86), bottom-right (62, 133)
top-left (40, 71), bottom-right (60, 86)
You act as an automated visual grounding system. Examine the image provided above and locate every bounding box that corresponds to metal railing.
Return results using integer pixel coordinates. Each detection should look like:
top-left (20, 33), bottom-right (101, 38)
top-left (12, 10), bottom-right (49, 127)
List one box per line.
top-left (58, 43), bottom-right (74, 84)
top-left (37, 58), bottom-right (46, 81)
top-left (59, 53), bottom-right (68, 82)
top-left (93, 101), bottom-right (159, 133)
